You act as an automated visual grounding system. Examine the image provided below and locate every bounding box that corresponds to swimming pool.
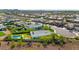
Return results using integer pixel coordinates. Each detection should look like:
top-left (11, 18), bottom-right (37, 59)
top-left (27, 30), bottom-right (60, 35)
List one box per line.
top-left (11, 35), bottom-right (21, 39)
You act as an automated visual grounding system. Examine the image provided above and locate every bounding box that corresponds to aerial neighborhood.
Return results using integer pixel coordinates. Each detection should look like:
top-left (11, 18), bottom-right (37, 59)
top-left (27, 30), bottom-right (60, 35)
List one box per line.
top-left (0, 10), bottom-right (79, 49)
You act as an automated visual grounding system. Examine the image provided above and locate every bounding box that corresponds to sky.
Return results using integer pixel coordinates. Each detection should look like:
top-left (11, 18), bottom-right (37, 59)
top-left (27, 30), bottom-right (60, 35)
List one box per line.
top-left (0, 0), bottom-right (79, 10)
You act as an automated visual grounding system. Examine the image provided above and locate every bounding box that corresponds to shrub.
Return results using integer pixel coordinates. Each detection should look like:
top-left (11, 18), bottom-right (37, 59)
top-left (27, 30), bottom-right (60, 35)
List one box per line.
top-left (10, 44), bottom-right (15, 49)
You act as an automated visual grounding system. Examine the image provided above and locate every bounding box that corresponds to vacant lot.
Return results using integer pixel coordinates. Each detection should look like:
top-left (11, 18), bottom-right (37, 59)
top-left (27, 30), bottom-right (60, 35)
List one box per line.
top-left (0, 40), bottom-right (79, 50)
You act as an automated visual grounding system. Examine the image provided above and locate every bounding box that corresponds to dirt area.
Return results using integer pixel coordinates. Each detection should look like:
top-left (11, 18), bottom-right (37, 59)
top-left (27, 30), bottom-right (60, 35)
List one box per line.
top-left (0, 29), bottom-right (11, 40)
top-left (0, 40), bottom-right (79, 50)
top-left (5, 29), bottom-right (11, 35)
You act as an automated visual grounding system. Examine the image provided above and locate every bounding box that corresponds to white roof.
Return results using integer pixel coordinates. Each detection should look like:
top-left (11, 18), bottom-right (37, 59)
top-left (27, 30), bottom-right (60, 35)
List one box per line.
top-left (0, 24), bottom-right (6, 29)
top-left (74, 19), bottom-right (79, 22)
top-left (27, 23), bottom-right (42, 28)
top-left (30, 30), bottom-right (52, 38)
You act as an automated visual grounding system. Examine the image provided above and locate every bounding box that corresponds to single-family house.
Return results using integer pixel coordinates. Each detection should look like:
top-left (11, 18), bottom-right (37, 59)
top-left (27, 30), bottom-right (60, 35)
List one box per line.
top-left (0, 24), bottom-right (6, 31)
top-left (30, 30), bottom-right (52, 38)
top-left (27, 23), bottom-right (43, 30)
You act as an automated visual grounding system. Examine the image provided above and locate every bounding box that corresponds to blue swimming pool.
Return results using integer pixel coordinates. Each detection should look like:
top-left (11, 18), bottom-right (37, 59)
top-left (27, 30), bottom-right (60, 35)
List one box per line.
top-left (11, 35), bottom-right (21, 39)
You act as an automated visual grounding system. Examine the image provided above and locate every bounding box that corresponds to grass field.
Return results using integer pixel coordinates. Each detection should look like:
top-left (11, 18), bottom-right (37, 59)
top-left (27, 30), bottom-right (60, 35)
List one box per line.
top-left (0, 32), bottom-right (5, 36)
top-left (22, 34), bottom-right (32, 40)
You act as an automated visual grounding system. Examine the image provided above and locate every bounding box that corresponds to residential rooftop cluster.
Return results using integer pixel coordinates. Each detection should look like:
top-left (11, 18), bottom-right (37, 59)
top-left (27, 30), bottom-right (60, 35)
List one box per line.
top-left (0, 18), bottom-right (54, 41)
top-left (0, 10), bottom-right (79, 49)
top-left (0, 10), bottom-right (79, 46)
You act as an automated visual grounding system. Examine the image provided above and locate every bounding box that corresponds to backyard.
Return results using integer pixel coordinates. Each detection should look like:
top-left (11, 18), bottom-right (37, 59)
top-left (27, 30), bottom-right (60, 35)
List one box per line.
top-left (1, 21), bottom-right (67, 49)
top-left (0, 32), bottom-right (5, 36)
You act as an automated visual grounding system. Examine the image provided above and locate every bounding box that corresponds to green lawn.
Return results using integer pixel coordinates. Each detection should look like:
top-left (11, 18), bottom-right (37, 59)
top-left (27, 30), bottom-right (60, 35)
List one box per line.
top-left (0, 32), bottom-right (5, 36)
top-left (22, 34), bottom-right (32, 40)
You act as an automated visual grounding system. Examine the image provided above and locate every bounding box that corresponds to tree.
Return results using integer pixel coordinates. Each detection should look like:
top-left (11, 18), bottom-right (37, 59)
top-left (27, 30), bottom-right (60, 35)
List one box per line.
top-left (10, 44), bottom-right (15, 49)
top-left (17, 40), bottom-right (26, 47)
top-left (10, 41), bottom-right (16, 49)
top-left (43, 25), bottom-right (50, 30)
top-left (26, 28), bottom-right (34, 33)
top-left (27, 42), bottom-right (32, 47)
top-left (0, 41), bottom-right (1, 47)
top-left (39, 35), bottom-right (52, 42)
top-left (75, 36), bottom-right (79, 40)
top-left (51, 33), bottom-right (65, 46)
top-left (42, 41), bottom-right (48, 48)
top-left (39, 35), bottom-right (53, 48)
